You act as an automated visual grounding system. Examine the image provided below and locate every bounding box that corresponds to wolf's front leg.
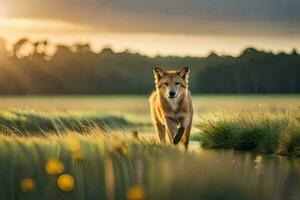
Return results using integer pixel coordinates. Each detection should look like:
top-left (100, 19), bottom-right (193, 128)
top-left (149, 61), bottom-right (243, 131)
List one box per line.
top-left (173, 127), bottom-right (185, 145)
top-left (165, 117), bottom-right (177, 143)
top-left (173, 117), bottom-right (188, 145)
top-left (154, 122), bottom-right (166, 143)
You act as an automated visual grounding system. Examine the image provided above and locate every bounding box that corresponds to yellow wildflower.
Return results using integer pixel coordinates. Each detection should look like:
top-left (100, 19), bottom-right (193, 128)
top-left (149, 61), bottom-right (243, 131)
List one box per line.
top-left (45, 158), bottom-right (64, 175)
top-left (68, 138), bottom-right (81, 152)
top-left (121, 146), bottom-right (129, 156)
top-left (20, 178), bottom-right (36, 192)
top-left (57, 174), bottom-right (75, 192)
top-left (72, 150), bottom-right (84, 161)
top-left (110, 140), bottom-right (129, 156)
top-left (127, 185), bottom-right (145, 200)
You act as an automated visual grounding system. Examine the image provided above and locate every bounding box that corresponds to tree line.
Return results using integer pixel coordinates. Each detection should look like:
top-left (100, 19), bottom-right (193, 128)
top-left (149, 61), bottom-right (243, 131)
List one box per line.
top-left (0, 38), bottom-right (299, 94)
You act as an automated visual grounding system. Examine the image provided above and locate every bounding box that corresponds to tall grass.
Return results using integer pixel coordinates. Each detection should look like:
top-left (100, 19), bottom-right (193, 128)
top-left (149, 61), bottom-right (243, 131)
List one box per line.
top-left (1, 132), bottom-right (299, 200)
top-left (0, 110), bottom-right (132, 134)
top-left (198, 110), bottom-right (300, 156)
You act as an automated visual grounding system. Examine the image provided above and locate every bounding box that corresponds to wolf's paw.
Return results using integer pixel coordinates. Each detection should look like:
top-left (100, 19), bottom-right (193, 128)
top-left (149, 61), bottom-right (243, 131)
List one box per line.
top-left (173, 127), bottom-right (184, 145)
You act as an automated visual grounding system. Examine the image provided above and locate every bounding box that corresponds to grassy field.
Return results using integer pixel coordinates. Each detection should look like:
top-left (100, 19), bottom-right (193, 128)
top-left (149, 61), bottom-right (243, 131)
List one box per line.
top-left (0, 95), bottom-right (300, 199)
top-left (0, 95), bottom-right (299, 132)
top-left (0, 95), bottom-right (299, 153)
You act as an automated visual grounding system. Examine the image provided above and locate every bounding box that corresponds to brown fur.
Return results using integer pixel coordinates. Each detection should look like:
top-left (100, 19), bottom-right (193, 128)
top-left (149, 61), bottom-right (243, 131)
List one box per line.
top-left (149, 67), bottom-right (193, 150)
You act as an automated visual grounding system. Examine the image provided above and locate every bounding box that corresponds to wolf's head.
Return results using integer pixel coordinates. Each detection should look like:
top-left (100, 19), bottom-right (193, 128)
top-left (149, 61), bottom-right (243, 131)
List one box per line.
top-left (153, 67), bottom-right (190, 99)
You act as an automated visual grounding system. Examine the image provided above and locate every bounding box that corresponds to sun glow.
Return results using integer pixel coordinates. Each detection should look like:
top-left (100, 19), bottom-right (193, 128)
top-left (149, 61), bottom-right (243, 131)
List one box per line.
top-left (0, 17), bottom-right (88, 32)
top-left (0, 17), bottom-right (299, 57)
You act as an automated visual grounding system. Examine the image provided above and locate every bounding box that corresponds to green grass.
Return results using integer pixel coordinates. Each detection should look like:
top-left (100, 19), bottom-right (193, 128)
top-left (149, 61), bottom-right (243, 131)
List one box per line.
top-left (198, 110), bottom-right (300, 156)
top-left (0, 132), bottom-right (290, 200)
top-left (0, 110), bottom-right (132, 134)
top-left (0, 96), bottom-right (300, 199)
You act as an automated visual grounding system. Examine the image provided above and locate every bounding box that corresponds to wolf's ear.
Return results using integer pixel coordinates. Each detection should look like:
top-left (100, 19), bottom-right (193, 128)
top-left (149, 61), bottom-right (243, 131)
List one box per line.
top-left (177, 67), bottom-right (190, 81)
top-left (153, 67), bottom-right (165, 81)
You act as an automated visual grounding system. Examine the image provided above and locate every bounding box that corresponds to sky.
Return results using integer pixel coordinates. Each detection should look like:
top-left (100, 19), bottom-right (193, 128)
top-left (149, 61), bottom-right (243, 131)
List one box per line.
top-left (0, 0), bottom-right (300, 56)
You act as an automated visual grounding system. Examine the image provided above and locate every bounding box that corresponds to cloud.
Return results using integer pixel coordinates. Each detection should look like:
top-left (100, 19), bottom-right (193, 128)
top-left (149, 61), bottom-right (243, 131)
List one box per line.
top-left (3, 0), bottom-right (300, 36)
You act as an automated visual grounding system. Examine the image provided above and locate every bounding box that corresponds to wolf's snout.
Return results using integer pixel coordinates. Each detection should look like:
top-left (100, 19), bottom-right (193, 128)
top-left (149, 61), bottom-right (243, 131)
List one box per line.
top-left (168, 91), bottom-right (176, 98)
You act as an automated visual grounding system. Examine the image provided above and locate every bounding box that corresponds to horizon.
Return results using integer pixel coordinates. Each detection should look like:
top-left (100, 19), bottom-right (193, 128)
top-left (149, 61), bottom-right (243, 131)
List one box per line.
top-left (0, 34), bottom-right (299, 58)
top-left (1, 30), bottom-right (299, 57)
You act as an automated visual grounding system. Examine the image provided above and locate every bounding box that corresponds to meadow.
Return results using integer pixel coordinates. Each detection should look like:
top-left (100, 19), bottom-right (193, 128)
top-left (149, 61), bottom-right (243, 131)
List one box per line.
top-left (0, 95), bottom-right (299, 199)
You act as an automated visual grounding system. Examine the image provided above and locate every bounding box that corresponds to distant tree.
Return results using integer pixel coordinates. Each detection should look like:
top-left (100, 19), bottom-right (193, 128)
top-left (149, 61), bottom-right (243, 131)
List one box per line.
top-left (13, 38), bottom-right (29, 57)
top-left (31, 40), bottom-right (50, 60)
top-left (100, 47), bottom-right (114, 54)
top-left (0, 37), bottom-right (6, 54)
top-left (72, 43), bottom-right (91, 54)
top-left (207, 51), bottom-right (219, 58)
top-left (291, 48), bottom-right (298, 56)
top-left (53, 45), bottom-right (72, 57)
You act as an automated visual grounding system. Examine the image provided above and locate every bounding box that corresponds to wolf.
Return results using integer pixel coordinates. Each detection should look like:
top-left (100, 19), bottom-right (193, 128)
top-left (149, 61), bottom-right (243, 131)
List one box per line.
top-left (149, 67), bottom-right (193, 150)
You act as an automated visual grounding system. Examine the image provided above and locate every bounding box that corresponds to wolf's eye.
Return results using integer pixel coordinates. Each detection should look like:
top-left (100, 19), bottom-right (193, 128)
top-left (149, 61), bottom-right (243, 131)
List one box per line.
top-left (175, 82), bottom-right (180, 85)
top-left (164, 82), bottom-right (169, 86)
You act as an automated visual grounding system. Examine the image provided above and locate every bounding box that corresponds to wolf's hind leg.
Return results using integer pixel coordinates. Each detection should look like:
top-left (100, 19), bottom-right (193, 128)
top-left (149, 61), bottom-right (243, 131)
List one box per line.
top-left (181, 123), bottom-right (192, 151)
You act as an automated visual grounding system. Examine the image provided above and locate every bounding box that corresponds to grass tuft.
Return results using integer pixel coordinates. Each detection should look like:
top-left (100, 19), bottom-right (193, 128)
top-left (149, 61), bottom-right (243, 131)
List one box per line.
top-left (198, 111), bottom-right (300, 156)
